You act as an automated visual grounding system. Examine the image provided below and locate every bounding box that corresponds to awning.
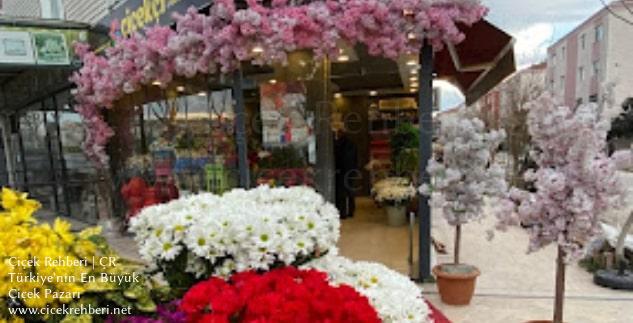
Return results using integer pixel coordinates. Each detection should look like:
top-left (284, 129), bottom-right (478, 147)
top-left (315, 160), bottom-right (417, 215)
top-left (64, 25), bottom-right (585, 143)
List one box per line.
top-left (435, 20), bottom-right (516, 105)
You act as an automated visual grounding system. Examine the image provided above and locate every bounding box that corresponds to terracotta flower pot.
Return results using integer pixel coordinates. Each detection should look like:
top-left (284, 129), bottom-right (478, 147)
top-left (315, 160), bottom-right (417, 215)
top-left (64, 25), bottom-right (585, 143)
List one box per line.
top-left (433, 264), bottom-right (480, 305)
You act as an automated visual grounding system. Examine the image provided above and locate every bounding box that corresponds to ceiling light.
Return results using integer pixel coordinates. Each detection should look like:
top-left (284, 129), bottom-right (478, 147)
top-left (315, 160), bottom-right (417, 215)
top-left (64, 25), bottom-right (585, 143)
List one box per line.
top-left (198, 91), bottom-right (207, 97)
top-left (334, 93), bottom-right (343, 99)
top-left (406, 60), bottom-right (418, 66)
top-left (176, 86), bottom-right (185, 92)
top-left (269, 79), bottom-right (277, 84)
top-left (407, 33), bottom-right (416, 40)
top-left (152, 80), bottom-right (161, 86)
top-left (252, 46), bottom-right (264, 54)
top-left (410, 82), bottom-right (419, 88)
top-left (403, 9), bottom-right (414, 16)
top-left (410, 76), bottom-right (418, 82)
top-left (369, 91), bottom-right (378, 96)
top-left (410, 88), bottom-right (417, 93)
top-left (411, 69), bottom-right (418, 75)
top-left (337, 55), bottom-right (350, 62)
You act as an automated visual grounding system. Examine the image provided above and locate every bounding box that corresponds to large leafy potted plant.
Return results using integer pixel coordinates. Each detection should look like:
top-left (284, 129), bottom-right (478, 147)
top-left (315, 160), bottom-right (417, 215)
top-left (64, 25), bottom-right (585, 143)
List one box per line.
top-left (495, 94), bottom-right (626, 323)
top-left (420, 117), bottom-right (506, 305)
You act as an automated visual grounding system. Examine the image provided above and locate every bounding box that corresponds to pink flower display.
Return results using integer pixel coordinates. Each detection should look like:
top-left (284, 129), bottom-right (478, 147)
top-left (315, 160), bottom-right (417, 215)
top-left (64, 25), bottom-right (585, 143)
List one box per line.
top-left (495, 93), bottom-right (626, 260)
top-left (71, 0), bottom-right (487, 167)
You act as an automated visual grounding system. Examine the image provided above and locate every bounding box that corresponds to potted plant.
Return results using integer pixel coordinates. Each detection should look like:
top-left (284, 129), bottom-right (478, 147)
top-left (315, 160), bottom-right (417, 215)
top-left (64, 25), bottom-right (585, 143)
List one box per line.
top-left (495, 94), bottom-right (626, 323)
top-left (420, 117), bottom-right (506, 305)
top-left (373, 179), bottom-right (417, 226)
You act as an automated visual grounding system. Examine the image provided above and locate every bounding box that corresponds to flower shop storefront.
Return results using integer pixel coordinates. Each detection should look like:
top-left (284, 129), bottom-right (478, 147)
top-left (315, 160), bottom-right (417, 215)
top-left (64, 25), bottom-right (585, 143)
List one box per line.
top-left (74, 0), bottom-right (515, 280)
top-left (0, 1), bottom-right (524, 322)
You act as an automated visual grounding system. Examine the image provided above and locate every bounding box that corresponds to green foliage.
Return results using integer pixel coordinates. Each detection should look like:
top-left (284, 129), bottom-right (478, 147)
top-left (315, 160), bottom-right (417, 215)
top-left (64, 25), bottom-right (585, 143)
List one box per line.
top-left (390, 123), bottom-right (419, 176)
top-left (609, 103), bottom-right (633, 139)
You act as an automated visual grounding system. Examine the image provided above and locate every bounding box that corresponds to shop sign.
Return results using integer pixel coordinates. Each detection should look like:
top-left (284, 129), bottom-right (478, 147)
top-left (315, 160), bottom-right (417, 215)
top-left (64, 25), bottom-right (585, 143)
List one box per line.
top-left (0, 30), bottom-right (73, 65)
top-left (32, 32), bottom-right (70, 65)
top-left (0, 31), bottom-right (36, 64)
top-left (99, 0), bottom-right (210, 38)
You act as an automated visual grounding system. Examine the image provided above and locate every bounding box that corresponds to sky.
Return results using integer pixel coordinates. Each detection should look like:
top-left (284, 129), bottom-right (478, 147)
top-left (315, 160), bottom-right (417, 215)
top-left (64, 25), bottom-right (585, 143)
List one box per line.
top-left (437, 0), bottom-right (608, 110)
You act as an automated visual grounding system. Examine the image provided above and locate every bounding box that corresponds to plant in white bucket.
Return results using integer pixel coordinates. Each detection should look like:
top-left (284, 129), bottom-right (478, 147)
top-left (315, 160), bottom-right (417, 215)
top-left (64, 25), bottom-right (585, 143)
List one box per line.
top-left (373, 179), bottom-right (417, 226)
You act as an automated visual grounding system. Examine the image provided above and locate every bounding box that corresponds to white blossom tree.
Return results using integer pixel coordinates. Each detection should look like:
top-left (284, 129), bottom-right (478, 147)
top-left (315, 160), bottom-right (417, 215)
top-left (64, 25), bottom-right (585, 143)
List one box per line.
top-left (496, 93), bottom-right (626, 323)
top-left (421, 117), bottom-right (506, 265)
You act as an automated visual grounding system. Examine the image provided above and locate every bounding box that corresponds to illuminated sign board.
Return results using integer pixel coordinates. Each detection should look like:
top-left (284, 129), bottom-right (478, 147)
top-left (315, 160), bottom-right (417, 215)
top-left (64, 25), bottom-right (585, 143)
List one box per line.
top-left (99, 0), bottom-right (210, 38)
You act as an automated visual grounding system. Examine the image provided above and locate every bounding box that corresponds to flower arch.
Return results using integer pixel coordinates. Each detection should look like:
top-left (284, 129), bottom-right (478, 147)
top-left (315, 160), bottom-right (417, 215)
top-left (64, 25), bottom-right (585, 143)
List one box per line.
top-left (71, 0), bottom-right (487, 166)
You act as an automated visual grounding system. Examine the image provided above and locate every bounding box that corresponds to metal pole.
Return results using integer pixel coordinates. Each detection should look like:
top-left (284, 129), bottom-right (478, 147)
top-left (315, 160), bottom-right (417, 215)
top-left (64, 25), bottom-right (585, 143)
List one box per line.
top-left (43, 108), bottom-right (60, 212)
top-left (233, 69), bottom-right (250, 188)
top-left (54, 95), bottom-right (71, 216)
top-left (418, 40), bottom-right (434, 281)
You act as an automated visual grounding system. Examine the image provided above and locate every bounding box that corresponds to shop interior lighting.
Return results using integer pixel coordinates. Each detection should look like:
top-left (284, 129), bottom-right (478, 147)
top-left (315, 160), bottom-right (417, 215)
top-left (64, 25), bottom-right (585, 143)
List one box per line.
top-left (252, 46), bottom-right (264, 54)
top-left (197, 91), bottom-right (207, 96)
top-left (337, 55), bottom-right (350, 62)
top-left (369, 90), bottom-right (378, 96)
top-left (269, 79), bottom-right (277, 84)
top-left (152, 80), bottom-right (161, 86)
top-left (334, 93), bottom-right (343, 99)
top-left (176, 86), bottom-right (185, 92)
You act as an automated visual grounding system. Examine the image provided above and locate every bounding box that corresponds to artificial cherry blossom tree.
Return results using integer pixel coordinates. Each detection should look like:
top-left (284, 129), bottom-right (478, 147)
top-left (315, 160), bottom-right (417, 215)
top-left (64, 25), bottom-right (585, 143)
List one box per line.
top-left (496, 93), bottom-right (626, 323)
top-left (421, 117), bottom-right (506, 265)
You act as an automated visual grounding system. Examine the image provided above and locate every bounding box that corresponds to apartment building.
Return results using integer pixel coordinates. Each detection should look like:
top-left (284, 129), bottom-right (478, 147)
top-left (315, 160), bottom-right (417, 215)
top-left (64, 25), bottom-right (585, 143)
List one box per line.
top-left (547, 1), bottom-right (633, 119)
top-left (0, 0), bottom-right (111, 24)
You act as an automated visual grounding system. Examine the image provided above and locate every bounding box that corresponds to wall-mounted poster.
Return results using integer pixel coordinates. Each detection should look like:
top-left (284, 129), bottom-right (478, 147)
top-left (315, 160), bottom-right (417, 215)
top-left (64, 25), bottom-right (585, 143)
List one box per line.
top-left (0, 31), bottom-right (36, 64)
top-left (260, 82), bottom-right (312, 147)
top-left (32, 32), bottom-right (70, 65)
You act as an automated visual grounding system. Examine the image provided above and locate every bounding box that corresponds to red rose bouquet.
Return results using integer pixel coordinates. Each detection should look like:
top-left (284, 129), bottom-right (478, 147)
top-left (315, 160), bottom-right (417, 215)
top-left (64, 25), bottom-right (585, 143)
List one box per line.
top-left (179, 267), bottom-right (380, 323)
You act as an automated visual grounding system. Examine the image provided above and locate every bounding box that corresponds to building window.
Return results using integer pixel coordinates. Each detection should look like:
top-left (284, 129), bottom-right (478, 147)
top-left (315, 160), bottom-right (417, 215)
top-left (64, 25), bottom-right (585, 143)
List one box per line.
top-left (560, 75), bottom-right (565, 89)
top-left (40, 0), bottom-right (64, 19)
top-left (579, 66), bottom-right (585, 81)
top-left (580, 34), bottom-right (586, 50)
top-left (561, 46), bottom-right (566, 57)
top-left (576, 98), bottom-right (583, 106)
top-left (589, 94), bottom-right (598, 103)
top-left (593, 60), bottom-right (600, 77)
top-left (595, 24), bottom-right (604, 42)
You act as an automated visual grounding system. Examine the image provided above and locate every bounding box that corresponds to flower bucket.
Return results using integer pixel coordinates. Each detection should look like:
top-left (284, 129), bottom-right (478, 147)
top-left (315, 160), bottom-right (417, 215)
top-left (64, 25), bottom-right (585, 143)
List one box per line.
top-left (385, 205), bottom-right (407, 227)
top-left (433, 264), bottom-right (480, 305)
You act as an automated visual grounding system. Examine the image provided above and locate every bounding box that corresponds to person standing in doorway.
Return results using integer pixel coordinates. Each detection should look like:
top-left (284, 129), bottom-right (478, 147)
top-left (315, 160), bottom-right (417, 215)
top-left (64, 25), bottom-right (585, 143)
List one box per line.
top-left (334, 126), bottom-right (358, 219)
